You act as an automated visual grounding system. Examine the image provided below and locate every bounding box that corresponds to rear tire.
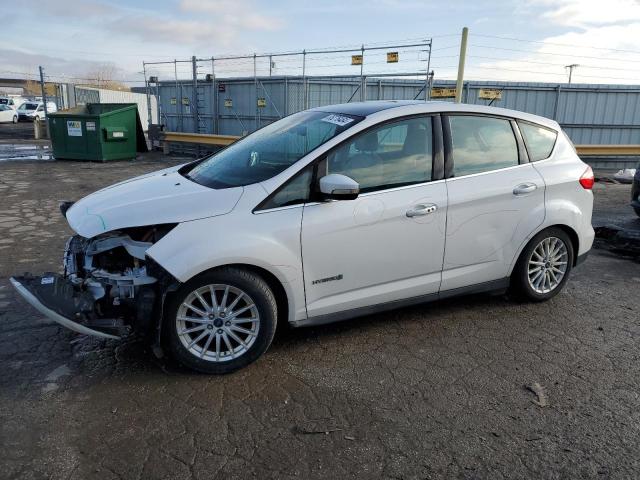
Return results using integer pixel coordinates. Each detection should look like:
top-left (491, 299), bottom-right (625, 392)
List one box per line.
top-left (163, 267), bottom-right (277, 374)
top-left (12, 115), bottom-right (17, 124)
top-left (511, 227), bottom-right (574, 302)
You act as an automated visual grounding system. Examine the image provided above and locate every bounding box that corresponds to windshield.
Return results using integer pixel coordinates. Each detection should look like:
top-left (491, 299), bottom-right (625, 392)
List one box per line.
top-left (186, 110), bottom-right (363, 188)
top-left (19, 103), bottom-right (37, 111)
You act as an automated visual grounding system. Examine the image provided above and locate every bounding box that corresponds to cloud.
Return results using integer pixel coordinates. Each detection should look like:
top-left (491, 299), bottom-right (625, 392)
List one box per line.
top-left (179, 0), bottom-right (284, 32)
top-left (529, 0), bottom-right (640, 27)
top-left (463, 22), bottom-right (640, 84)
top-left (0, 47), bottom-right (129, 83)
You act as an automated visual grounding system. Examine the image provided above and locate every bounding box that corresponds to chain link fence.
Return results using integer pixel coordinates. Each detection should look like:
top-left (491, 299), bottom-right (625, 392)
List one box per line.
top-left (141, 40), bottom-right (433, 136)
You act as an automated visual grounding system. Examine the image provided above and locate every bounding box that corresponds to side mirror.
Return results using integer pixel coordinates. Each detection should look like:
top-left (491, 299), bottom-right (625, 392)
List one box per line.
top-left (319, 174), bottom-right (360, 200)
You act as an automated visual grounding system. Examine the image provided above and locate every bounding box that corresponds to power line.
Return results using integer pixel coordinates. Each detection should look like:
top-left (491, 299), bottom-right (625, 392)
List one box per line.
top-left (467, 55), bottom-right (640, 73)
top-left (470, 44), bottom-right (640, 64)
top-left (472, 33), bottom-right (640, 56)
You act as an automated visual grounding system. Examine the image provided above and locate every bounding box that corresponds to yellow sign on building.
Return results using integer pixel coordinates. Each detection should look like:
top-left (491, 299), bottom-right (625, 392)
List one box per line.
top-left (257, 98), bottom-right (267, 108)
top-left (387, 52), bottom-right (399, 63)
top-left (479, 88), bottom-right (502, 100)
top-left (431, 88), bottom-right (457, 98)
top-left (224, 99), bottom-right (233, 108)
top-left (351, 55), bottom-right (363, 66)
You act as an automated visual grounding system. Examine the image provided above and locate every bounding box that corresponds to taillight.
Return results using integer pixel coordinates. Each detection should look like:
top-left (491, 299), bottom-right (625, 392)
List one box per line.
top-left (579, 166), bottom-right (594, 190)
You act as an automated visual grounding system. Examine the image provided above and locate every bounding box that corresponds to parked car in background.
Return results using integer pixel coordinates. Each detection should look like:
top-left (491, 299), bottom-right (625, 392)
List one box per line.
top-left (11, 101), bottom-right (595, 374)
top-left (0, 104), bottom-right (19, 123)
top-left (17, 101), bottom-right (57, 122)
top-left (632, 164), bottom-right (640, 217)
top-left (0, 96), bottom-right (26, 109)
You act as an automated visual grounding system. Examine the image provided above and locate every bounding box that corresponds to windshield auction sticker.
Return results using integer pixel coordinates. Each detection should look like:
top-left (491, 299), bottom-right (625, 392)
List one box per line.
top-left (67, 120), bottom-right (82, 137)
top-left (321, 114), bottom-right (354, 127)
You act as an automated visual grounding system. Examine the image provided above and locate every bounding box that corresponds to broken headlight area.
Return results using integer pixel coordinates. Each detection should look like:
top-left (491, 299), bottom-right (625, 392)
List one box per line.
top-left (11, 224), bottom-right (177, 340)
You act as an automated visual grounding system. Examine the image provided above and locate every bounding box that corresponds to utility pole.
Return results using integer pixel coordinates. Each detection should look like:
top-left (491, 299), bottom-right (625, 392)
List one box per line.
top-left (455, 27), bottom-right (468, 103)
top-left (565, 64), bottom-right (579, 84)
top-left (38, 66), bottom-right (48, 118)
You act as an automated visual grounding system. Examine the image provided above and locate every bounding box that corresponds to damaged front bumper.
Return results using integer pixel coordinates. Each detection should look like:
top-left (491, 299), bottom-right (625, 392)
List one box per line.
top-left (10, 274), bottom-right (122, 340)
top-left (11, 225), bottom-right (177, 341)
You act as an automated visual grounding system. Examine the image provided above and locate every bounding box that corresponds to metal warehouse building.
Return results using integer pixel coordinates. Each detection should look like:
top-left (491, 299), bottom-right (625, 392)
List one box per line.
top-left (139, 78), bottom-right (640, 169)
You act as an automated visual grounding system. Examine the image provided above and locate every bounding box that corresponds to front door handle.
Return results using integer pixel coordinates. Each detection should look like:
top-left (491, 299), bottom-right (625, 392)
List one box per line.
top-left (406, 204), bottom-right (437, 217)
top-left (513, 183), bottom-right (537, 195)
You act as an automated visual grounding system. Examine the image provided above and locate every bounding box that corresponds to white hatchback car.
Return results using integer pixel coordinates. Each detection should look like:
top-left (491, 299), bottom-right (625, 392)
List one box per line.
top-left (0, 104), bottom-right (19, 123)
top-left (11, 101), bottom-right (595, 374)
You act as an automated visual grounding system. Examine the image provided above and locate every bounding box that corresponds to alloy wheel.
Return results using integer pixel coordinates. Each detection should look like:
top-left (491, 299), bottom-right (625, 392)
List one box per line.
top-left (176, 284), bottom-right (260, 362)
top-left (527, 236), bottom-right (569, 294)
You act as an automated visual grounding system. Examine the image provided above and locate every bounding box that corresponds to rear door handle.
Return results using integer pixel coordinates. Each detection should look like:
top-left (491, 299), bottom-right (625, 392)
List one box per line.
top-left (513, 183), bottom-right (537, 195)
top-left (406, 204), bottom-right (437, 217)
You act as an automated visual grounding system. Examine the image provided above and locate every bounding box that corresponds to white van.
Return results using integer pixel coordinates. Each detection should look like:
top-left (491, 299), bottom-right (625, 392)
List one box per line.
top-left (16, 101), bottom-right (57, 122)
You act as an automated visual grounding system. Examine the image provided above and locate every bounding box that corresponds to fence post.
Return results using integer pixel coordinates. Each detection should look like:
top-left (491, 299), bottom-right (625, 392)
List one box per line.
top-left (425, 38), bottom-right (432, 102)
top-left (142, 62), bottom-right (152, 129)
top-left (302, 50), bottom-right (307, 109)
top-left (191, 56), bottom-right (198, 133)
top-left (254, 53), bottom-right (259, 130)
top-left (211, 57), bottom-right (218, 133)
top-left (553, 84), bottom-right (561, 120)
top-left (360, 44), bottom-right (365, 101)
top-left (284, 77), bottom-right (288, 116)
top-left (174, 60), bottom-right (182, 132)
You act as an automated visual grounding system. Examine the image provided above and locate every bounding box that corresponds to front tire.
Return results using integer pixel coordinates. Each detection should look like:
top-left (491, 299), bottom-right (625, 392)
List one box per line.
top-left (163, 267), bottom-right (277, 374)
top-left (512, 228), bottom-right (574, 302)
top-left (12, 115), bottom-right (17, 124)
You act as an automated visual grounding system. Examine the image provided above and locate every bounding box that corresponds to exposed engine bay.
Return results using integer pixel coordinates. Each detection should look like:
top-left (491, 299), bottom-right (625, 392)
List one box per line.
top-left (11, 224), bottom-right (176, 339)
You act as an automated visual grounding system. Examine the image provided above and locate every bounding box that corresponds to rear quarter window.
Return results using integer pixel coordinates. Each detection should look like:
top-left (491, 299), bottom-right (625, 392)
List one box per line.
top-left (519, 122), bottom-right (558, 161)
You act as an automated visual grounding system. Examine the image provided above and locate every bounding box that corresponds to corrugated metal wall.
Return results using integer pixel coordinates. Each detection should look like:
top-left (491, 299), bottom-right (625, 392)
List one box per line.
top-left (148, 78), bottom-right (640, 168)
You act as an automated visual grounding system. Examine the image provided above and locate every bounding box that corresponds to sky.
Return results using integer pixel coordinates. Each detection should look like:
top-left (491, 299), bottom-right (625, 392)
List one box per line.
top-left (2, 0), bottom-right (640, 86)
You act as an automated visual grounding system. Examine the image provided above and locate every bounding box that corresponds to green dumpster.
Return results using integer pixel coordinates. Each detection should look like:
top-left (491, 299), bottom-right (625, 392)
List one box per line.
top-left (48, 103), bottom-right (148, 161)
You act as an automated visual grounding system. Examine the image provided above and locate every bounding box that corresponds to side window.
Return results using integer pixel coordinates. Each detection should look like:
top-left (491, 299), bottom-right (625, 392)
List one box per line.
top-left (325, 117), bottom-right (432, 193)
top-left (449, 116), bottom-right (518, 177)
top-left (519, 122), bottom-right (557, 161)
top-left (258, 166), bottom-right (313, 210)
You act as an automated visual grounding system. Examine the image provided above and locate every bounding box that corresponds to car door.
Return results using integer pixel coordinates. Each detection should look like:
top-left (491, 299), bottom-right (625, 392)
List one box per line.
top-left (440, 114), bottom-right (546, 292)
top-left (301, 115), bottom-right (447, 320)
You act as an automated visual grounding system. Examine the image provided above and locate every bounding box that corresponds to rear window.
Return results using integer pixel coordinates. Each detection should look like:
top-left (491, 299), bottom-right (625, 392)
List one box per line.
top-left (20, 103), bottom-right (38, 111)
top-left (519, 122), bottom-right (557, 161)
top-left (449, 115), bottom-right (519, 177)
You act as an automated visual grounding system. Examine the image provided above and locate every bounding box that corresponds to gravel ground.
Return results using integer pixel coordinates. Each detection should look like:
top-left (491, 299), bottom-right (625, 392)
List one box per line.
top-left (0, 157), bottom-right (639, 480)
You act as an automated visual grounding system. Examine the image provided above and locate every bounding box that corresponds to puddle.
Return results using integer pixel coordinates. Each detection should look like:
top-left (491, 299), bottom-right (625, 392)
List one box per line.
top-left (0, 144), bottom-right (53, 162)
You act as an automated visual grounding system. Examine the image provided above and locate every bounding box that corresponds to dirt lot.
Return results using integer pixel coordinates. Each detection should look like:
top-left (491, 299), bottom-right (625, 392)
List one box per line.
top-left (1, 157), bottom-right (639, 480)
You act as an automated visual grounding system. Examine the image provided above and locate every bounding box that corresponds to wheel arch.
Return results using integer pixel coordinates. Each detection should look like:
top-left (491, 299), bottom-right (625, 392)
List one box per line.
top-left (509, 223), bottom-right (580, 276)
top-left (166, 262), bottom-right (292, 326)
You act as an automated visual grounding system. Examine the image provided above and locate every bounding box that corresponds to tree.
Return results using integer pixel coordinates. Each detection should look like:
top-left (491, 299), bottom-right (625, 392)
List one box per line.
top-left (82, 64), bottom-right (130, 91)
top-left (23, 79), bottom-right (56, 97)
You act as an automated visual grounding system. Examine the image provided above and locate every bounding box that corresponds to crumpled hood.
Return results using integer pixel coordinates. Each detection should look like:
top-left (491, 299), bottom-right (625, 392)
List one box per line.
top-left (66, 166), bottom-right (243, 238)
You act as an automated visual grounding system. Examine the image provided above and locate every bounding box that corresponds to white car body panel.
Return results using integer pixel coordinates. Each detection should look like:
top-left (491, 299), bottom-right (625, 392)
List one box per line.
top-left (0, 106), bottom-right (17, 123)
top-left (66, 169), bottom-right (242, 238)
top-left (147, 184), bottom-right (306, 322)
top-left (441, 163), bottom-right (546, 291)
top-left (301, 181), bottom-right (447, 318)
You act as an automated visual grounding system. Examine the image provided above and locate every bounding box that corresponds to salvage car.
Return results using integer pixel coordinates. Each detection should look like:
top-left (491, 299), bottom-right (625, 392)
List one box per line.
top-left (11, 101), bottom-right (595, 374)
